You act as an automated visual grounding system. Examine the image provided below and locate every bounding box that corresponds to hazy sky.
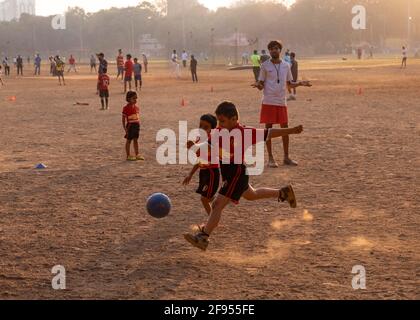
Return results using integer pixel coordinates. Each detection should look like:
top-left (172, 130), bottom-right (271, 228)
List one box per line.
top-left (36, 0), bottom-right (295, 16)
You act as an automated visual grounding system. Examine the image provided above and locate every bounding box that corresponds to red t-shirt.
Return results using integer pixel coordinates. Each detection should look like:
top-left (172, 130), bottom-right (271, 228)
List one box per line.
top-left (215, 124), bottom-right (267, 164)
top-left (69, 57), bottom-right (75, 65)
top-left (97, 74), bottom-right (110, 91)
top-left (124, 60), bottom-right (134, 76)
top-left (117, 55), bottom-right (124, 67)
top-left (122, 104), bottom-right (140, 124)
top-left (196, 134), bottom-right (219, 169)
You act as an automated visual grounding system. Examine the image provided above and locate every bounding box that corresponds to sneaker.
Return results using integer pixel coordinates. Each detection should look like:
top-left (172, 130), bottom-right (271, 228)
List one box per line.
top-left (136, 155), bottom-right (145, 161)
top-left (184, 228), bottom-right (210, 251)
top-left (127, 156), bottom-right (137, 161)
top-left (279, 184), bottom-right (297, 208)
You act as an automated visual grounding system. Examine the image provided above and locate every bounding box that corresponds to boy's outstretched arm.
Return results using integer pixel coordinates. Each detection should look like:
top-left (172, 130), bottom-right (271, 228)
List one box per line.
top-left (183, 164), bottom-right (200, 186)
top-left (288, 80), bottom-right (312, 89)
top-left (267, 125), bottom-right (303, 140)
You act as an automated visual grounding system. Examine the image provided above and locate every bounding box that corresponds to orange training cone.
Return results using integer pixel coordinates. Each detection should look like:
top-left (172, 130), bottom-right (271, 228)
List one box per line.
top-left (181, 97), bottom-right (186, 107)
top-left (8, 96), bottom-right (16, 102)
top-left (358, 87), bottom-right (363, 95)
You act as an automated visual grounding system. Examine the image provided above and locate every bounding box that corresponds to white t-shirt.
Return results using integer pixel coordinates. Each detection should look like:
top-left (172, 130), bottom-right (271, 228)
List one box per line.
top-left (259, 60), bottom-right (293, 106)
top-left (182, 52), bottom-right (188, 61)
top-left (171, 53), bottom-right (178, 63)
top-left (402, 48), bottom-right (407, 58)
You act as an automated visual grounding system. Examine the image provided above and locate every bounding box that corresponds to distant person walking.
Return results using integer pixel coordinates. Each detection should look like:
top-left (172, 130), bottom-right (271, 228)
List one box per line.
top-left (250, 50), bottom-right (261, 82)
top-left (142, 54), bottom-right (148, 73)
top-left (34, 54), bottom-right (41, 76)
top-left (288, 52), bottom-right (299, 101)
top-left (401, 46), bottom-right (408, 69)
top-left (2, 57), bottom-right (10, 76)
top-left (190, 54), bottom-right (198, 83)
top-left (16, 55), bottom-right (23, 76)
top-left (116, 49), bottom-right (125, 79)
top-left (171, 50), bottom-right (181, 79)
top-left (182, 50), bottom-right (188, 68)
top-left (90, 54), bottom-right (97, 73)
top-left (357, 48), bottom-right (363, 60)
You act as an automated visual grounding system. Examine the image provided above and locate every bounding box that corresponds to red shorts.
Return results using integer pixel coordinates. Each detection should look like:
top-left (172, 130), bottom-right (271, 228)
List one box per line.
top-left (260, 104), bottom-right (288, 125)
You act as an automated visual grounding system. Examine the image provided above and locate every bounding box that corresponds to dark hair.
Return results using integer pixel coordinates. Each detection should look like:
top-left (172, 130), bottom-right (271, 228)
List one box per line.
top-left (290, 52), bottom-right (296, 58)
top-left (200, 114), bottom-right (218, 129)
top-left (126, 91), bottom-right (137, 102)
top-left (254, 50), bottom-right (258, 54)
top-left (102, 68), bottom-right (107, 73)
top-left (127, 54), bottom-right (132, 59)
top-left (268, 40), bottom-right (283, 51)
top-left (215, 101), bottom-right (239, 119)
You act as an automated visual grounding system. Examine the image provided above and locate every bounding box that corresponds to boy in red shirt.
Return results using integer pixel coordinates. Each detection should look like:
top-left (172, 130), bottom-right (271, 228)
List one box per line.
top-left (122, 91), bottom-right (144, 161)
top-left (97, 67), bottom-right (110, 110)
top-left (184, 101), bottom-right (303, 251)
top-left (183, 114), bottom-right (220, 216)
top-left (67, 55), bottom-right (77, 73)
top-left (124, 54), bottom-right (134, 94)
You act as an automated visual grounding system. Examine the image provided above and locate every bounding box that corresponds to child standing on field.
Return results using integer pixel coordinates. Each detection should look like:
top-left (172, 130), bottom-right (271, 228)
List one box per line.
top-left (97, 67), bottom-right (110, 110)
top-left (183, 114), bottom-right (220, 215)
top-left (124, 54), bottom-right (134, 93)
top-left (133, 58), bottom-right (142, 91)
top-left (122, 91), bottom-right (144, 161)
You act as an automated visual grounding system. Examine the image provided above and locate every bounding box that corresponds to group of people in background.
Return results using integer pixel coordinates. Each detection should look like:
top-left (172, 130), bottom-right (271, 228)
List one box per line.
top-left (170, 49), bottom-right (198, 82)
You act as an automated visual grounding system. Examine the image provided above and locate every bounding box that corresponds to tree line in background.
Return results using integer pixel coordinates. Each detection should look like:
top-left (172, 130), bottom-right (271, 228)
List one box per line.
top-left (0, 0), bottom-right (419, 61)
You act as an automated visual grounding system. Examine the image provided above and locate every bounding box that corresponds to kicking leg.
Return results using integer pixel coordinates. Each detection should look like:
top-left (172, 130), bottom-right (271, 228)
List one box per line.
top-left (243, 184), bottom-right (297, 208)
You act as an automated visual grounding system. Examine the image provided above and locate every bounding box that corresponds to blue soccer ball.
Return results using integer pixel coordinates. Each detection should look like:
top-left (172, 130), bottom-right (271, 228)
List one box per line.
top-left (146, 193), bottom-right (171, 219)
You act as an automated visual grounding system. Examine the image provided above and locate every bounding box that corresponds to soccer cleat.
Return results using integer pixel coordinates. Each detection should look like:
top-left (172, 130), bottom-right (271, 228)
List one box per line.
top-left (127, 156), bottom-right (137, 161)
top-left (279, 184), bottom-right (297, 208)
top-left (184, 228), bottom-right (210, 251)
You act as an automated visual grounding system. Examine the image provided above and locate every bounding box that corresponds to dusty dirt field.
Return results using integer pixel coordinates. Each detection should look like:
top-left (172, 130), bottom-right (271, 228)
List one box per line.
top-left (0, 58), bottom-right (418, 300)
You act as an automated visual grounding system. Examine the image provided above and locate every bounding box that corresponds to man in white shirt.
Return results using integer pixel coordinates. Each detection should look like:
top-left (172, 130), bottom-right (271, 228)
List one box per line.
top-left (401, 46), bottom-right (408, 69)
top-left (181, 50), bottom-right (188, 68)
top-left (171, 50), bottom-right (181, 78)
top-left (253, 40), bottom-right (311, 168)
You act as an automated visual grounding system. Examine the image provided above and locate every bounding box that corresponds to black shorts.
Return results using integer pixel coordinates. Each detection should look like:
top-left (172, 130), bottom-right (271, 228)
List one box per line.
top-left (196, 168), bottom-right (220, 200)
top-left (99, 90), bottom-right (109, 98)
top-left (126, 123), bottom-right (140, 140)
top-left (219, 164), bottom-right (249, 204)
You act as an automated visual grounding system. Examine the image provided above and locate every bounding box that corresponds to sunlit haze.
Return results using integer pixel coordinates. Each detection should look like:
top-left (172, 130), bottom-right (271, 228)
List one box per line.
top-left (35, 0), bottom-right (295, 16)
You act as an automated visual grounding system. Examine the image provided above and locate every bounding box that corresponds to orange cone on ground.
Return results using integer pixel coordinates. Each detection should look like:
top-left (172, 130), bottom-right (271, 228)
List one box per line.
top-left (181, 97), bottom-right (186, 107)
top-left (358, 87), bottom-right (363, 95)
